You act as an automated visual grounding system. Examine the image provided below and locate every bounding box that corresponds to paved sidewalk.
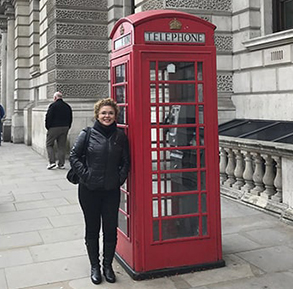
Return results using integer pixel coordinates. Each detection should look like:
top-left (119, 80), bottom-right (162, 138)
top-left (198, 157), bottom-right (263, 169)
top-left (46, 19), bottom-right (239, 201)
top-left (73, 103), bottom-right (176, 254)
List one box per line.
top-left (1, 142), bottom-right (293, 289)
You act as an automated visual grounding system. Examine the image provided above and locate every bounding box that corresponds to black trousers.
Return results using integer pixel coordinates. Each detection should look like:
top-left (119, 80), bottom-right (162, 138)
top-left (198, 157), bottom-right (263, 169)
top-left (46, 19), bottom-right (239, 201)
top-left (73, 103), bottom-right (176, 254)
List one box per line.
top-left (78, 184), bottom-right (120, 244)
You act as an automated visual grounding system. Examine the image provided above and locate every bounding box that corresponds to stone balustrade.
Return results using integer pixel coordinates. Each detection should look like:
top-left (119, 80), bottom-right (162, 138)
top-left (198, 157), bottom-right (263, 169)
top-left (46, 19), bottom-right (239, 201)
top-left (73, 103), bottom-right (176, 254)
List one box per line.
top-left (219, 136), bottom-right (293, 222)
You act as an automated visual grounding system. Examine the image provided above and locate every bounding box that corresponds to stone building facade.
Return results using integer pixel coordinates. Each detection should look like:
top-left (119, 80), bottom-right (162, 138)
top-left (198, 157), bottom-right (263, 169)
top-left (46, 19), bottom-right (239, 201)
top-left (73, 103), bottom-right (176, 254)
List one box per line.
top-left (0, 0), bottom-right (291, 156)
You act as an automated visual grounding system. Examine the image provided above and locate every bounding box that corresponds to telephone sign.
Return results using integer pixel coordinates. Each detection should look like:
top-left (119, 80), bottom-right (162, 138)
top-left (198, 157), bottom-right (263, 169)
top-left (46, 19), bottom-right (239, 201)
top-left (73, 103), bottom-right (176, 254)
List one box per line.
top-left (144, 31), bottom-right (206, 43)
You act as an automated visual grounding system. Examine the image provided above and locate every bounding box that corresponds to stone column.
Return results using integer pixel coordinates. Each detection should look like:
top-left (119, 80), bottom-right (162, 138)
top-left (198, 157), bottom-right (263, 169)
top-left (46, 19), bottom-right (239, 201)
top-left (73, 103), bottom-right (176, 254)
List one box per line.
top-left (223, 148), bottom-right (236, 187)
top-left (3, 4), bottom-right (14, 142)
top-left (219, 147), bottom-right (228, 184)
top-left (272, 156), bottom-right (282, 202)
top-left (232, 149), bottom-right (245, 189)
top-left (0, 17), bottom-right (7, 109)
top-left (261, 154), bottom-right (276, 198)
top-left (241, 151), bottom-right (255, 193)
top-left (250, 153), bottom-right (265, 195)
top-left (11, 0), bottom-right (30, 143)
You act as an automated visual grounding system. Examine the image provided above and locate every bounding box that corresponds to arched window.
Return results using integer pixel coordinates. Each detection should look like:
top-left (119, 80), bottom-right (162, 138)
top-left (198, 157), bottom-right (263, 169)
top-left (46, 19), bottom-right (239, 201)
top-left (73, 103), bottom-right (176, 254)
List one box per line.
top-left (273, 0), bottom-right (293, 32)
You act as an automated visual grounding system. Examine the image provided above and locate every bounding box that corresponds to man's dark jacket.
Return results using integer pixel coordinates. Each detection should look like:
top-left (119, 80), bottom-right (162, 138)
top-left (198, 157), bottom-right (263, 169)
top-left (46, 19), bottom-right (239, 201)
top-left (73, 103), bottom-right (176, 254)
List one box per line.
top-left (69, 124), bottom-right (130, 191)
top-left (0, 104), bottom-right (5, 119)
top-left (45, 99), bottom-right (72, 130)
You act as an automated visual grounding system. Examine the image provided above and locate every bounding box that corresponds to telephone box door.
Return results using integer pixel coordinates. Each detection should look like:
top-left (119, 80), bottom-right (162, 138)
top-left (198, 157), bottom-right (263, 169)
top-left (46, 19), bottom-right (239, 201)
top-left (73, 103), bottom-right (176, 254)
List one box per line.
top-left (139, 52), bottom-right (222, 271)
top-left (111, 54), bottom-right (134, 267)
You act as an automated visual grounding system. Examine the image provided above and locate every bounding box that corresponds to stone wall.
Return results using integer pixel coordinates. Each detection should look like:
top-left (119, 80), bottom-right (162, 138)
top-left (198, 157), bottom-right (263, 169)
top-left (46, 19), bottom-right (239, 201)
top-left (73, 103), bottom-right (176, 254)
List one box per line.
top-left (231, 0), bottom-right (293, 121)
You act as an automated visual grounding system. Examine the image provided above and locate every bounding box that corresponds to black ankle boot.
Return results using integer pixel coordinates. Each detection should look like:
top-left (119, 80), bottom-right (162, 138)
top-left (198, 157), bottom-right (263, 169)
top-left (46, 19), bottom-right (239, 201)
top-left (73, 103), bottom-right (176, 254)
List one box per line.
top-left (91, 265), bottom-right (102, 284)
top-left (103, 265), bottom-right (116, 283)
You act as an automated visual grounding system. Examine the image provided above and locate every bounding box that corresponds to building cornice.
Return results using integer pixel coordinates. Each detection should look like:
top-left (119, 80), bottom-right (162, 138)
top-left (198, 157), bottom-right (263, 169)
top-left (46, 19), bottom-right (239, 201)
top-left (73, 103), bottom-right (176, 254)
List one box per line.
top-left (244, 29), bottom-right (293, 51)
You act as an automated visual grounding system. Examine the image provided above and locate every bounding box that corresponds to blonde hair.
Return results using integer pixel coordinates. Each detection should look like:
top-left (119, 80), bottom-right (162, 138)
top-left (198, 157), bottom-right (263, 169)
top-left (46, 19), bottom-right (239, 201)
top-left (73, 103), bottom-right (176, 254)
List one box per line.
top-left (94, 98), bottom-right (119, 119)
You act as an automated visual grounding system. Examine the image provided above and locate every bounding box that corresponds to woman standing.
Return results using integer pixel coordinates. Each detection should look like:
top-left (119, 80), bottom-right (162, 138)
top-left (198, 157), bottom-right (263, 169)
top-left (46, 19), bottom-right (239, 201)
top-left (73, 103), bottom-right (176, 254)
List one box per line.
top-left (69, 98), bottom-right (130, 285)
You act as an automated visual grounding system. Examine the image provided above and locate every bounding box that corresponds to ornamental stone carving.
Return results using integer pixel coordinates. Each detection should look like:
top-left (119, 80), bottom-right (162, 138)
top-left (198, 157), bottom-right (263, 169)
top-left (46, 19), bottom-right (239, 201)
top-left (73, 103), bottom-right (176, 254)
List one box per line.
top-left (166, 0), bottom-right (231, 11)
top-left (215, 35), bottom-right (232, 52)
top-left (142, 0), bottom-right (164, 11)
top-left (56, 9), bottom-right (107, 22)
top-left (48, 39), bottom-right (108, 53)
top-left (217, 74), bottom-right (233, 93)
top-left (56, 69), bottom-right (108, 81)
top-left (56, 53), bottom-right (108, 67)
top-left (56, 83), bottom-right (109, 98)
top-left (56, 23), bottom-right (107, 37)
top-left (55, 0), bottom-right (107, 9)
top-left (199, 15), bottom-right (212, 22)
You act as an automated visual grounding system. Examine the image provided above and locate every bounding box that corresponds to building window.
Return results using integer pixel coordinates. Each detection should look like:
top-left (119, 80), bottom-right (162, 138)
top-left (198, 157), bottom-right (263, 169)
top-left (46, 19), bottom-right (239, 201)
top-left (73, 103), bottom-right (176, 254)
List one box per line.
top-left (273, 0), bottom-right (293, 32)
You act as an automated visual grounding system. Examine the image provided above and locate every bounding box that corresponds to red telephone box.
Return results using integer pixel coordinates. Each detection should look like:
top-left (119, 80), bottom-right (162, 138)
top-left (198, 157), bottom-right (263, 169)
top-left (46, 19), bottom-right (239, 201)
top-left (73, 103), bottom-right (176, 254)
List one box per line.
top-left (110, 10), bottom-right (224, 279)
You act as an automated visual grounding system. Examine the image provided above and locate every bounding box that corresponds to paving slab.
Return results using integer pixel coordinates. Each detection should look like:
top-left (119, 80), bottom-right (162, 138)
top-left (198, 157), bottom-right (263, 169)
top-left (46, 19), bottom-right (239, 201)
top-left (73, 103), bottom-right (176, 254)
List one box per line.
top-left (221, 213), bottom-right (281, 235)
top-left (48, 213), bottom-right (84, 227)
top-left (69, 273), bottom-right (179, 289)
top-left (206, 271), bottom-right (293, 289)
top-left (29, 239), bottom-right (86, 262)
top-left (5, 256), bottom-right (89, 289)
top-left (0, 191), bottom-right (15, 203)
top-left (0, 232), bottom-right (43, 250)
top-left (0, 248), bottom-right (33, 268)
top-left (14, 198), bottom-right (70, 211)
top-left (236, 245), bottom-right (293, 273)
top-left (56, 204), bottom-right (82, 215)
top-left (11, 185), bottom-right (63, 195)
top-left (222, 233), bottom-right (262, 254)
top-left (220, 197), bottom-right (260, 218)
top-left (243, 226), bottom-right (293, 246)
top-left (14, 193), bottom-right (45, 202)
top-left (182, 254), bottom-right (256, 288)
top-left (38, 225), bottom-right (84, 244)
top-left (0, 269), bottom-right (7, 289)
top-left (0, 207), bottom-right (58, 223)
top-left (19, 283), bottom-right (71, 289)
top-left (0, 218), bottom-right (53, 234)
top-left (0, 203), bottom-right (16, 212)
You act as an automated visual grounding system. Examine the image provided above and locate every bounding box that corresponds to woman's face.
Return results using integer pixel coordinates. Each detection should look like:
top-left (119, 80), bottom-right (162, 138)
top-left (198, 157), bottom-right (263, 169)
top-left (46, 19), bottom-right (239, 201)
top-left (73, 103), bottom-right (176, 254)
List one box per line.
top-left (97, 105), bottom-right (116, 126)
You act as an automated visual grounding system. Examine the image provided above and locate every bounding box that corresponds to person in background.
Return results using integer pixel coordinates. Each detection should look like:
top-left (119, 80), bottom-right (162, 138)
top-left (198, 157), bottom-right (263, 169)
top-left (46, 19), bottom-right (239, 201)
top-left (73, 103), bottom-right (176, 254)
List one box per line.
top-left (69, 98), bottom-right (130, 285)
top-left (0, 103), bottom-right (5, 146)
top-left (45, 91), bottom-right (72, 169)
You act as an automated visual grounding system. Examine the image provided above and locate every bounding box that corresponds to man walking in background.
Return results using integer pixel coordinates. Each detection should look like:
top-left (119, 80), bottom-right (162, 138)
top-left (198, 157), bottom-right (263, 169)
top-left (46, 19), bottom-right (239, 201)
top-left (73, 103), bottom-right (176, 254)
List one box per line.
top-left (0, 103), bottom-right (5, 146)
top-left (45, 91), bottom-right (72, 169)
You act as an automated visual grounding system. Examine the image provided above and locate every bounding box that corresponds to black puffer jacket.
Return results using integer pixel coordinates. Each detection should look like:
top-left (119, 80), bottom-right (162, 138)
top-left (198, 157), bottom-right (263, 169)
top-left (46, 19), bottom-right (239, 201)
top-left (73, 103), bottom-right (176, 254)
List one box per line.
top-left (69, 122), bottom-right (130, 190)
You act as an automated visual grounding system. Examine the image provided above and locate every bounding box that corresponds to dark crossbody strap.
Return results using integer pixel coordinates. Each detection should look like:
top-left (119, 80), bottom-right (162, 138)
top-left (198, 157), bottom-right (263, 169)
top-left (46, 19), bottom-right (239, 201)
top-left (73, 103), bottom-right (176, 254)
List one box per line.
top-left (81, 127), bottom-right (91, 162)
top-left (82, 127), bottom-right (91, 154)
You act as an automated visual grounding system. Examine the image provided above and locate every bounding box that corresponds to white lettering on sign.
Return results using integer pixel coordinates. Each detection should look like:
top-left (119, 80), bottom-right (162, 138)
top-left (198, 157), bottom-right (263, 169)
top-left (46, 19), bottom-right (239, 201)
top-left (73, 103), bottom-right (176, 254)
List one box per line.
top-left (114, 33), bottom-right (131, 50)
top-left (144, 32), bottom-right (205, 44)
